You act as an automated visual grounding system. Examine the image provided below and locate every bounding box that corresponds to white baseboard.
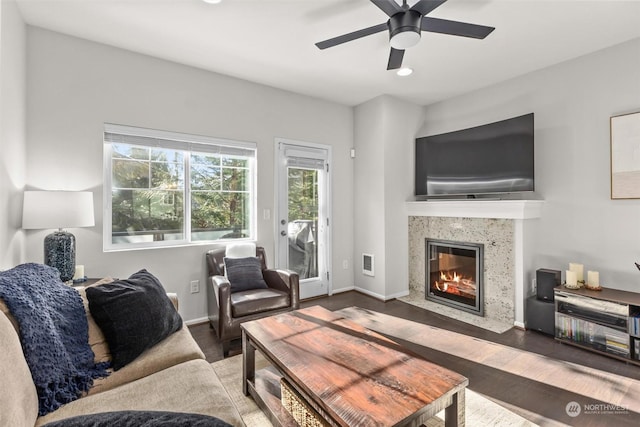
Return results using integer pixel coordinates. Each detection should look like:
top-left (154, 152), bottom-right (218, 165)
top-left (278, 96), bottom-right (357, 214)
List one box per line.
top-left (385, 289), bottom-right (410, 300)
top-left (513, 321), bottom-right (526, 330)
top-left (353, 286), bottom-right (384, 300)
top-left (184, 316), bottom-right (209, 326)
top-left (330, 285), bottom-right (355, 295)
top-left (353, 286), bottom-right (408, 301)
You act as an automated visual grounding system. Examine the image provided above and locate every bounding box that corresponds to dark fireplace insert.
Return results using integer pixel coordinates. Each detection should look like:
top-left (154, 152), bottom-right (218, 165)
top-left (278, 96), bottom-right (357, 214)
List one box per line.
top-left (425, 239), bottom-right (484, 316)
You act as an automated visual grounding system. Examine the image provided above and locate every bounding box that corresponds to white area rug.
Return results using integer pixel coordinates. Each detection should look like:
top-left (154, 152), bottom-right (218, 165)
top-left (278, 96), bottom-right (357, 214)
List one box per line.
top-left (211, 353), bottom-right (271, 427)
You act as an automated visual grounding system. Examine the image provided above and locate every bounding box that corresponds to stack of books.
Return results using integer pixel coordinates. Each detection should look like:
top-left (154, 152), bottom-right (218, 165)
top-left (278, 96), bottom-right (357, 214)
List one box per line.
top-left (629, 312), bottom-right (640, 337)
top-left (605, 332), bottom-right (630, 357)
top-left (555, 312), bottom-right (630, 357)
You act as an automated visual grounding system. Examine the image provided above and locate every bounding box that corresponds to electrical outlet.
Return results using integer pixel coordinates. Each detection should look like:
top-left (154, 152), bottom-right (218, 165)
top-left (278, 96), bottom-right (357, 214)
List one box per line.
top-left (531, 278), bottom-right (536, 294)
top-left (190, 280), bottom-right (200, 294)
top-left (342, 260), bottom-right (348, 269)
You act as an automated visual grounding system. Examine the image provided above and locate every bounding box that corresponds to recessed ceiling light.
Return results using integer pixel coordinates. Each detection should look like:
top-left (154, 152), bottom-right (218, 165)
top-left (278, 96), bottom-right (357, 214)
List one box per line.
top-left (397, 68), bottom-right (413, 77)
top-left (202, 0), bottom-right (222, 4)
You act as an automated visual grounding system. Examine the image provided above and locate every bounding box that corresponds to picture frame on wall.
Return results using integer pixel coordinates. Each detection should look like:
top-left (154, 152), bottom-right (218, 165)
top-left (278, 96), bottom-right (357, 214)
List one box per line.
top-left (610, 111), bottom-right (640, 199)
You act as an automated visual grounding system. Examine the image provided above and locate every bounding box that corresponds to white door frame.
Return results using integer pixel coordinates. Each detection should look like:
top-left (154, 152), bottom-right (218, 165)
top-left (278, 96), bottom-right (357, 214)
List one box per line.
top-left (275, 138), bottom-right (332, 299)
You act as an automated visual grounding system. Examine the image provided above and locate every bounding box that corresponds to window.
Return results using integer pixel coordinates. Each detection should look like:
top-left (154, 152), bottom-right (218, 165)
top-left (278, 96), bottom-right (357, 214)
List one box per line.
top-left (103, 124), bottom-right (256, 250)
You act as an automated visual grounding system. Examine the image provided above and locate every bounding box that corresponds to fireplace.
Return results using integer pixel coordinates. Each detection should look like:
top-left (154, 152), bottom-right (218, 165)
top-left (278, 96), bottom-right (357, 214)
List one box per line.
top-left (425, 239), bottom-right (484, 316)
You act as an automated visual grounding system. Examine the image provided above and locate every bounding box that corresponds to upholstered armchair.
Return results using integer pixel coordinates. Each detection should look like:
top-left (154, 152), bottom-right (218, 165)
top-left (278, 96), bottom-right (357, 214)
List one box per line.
top-left (205, 244), bottom-right (300, 356)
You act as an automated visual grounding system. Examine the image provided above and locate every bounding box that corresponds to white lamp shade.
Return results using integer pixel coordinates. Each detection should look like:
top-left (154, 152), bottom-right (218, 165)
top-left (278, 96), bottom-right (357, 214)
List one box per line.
top-left (22, 191), bottom-right (95, 230)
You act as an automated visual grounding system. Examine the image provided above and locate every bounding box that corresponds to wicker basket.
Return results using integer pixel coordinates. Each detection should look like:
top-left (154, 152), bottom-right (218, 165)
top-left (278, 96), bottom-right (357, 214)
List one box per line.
top-left (280, 378), bottom-right (330, 427)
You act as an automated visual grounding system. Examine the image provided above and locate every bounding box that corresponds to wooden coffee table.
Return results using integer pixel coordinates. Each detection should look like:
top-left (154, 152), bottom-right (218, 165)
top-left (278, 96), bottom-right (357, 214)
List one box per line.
top-left (241, 306), bottom-right (468, 426)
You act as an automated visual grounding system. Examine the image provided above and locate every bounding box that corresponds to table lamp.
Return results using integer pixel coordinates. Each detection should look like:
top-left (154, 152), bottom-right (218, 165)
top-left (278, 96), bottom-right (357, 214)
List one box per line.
top-left (22, 191), bottom-right (95, 282)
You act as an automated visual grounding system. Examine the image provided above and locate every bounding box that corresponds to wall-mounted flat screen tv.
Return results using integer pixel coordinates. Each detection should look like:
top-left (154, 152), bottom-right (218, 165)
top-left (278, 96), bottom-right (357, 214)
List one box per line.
top-left (415, 113), bottom-right (534, 198)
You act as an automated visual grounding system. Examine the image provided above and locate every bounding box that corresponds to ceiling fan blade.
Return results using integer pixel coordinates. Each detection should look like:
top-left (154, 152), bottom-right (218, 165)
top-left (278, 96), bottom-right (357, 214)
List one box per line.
top-left (387, 48), bottom-right (405, 70)
top-left (315, 22), bottom-right (388, 49)
top-left (370, 0), bottom-right (403, 17)
top-left (421, 17), bottom-right (495, 39)
top-left (410, 0), bottom-right (447, 16)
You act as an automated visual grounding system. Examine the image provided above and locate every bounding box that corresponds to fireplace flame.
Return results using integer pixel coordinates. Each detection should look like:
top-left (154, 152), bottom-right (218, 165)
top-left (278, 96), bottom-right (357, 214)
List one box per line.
top-left (434, 281), bottom-right (448, 292)
top-left (440, 271), bottom-right (461, 283)
top-left (434, 271), bottom-right (475, 296)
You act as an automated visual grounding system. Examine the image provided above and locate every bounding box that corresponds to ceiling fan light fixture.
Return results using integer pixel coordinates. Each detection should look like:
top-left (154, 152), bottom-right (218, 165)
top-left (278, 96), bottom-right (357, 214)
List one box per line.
top-left (390, 30), bottom-right (421, 50)
top-left (388, 9), bottom-right (423, 50)
top-left (314, 0), bottom-right (495, 71)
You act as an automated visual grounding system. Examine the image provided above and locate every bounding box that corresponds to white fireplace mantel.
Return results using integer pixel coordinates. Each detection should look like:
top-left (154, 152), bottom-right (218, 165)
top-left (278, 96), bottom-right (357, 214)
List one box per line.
top-left (406, 199), bottom-right (544, 220)
top-left (406, 198), bottom-right (544, 329)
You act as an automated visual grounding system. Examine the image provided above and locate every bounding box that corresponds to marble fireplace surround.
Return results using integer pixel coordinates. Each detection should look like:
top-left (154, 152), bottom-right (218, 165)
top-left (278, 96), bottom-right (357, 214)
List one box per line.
top-left (403, 200), bottom-right (543, 333)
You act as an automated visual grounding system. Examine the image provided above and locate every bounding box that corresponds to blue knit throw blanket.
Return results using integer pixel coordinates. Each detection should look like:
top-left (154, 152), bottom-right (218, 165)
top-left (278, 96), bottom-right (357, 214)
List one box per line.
top-left (0, 263), bottom-right (110, 415)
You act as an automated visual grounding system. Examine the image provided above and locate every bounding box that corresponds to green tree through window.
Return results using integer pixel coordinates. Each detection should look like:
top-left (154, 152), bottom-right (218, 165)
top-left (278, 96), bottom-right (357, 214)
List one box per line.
top-left (288, 168), bottom-right (318, 223)
top-left (104, 125), bottom-right (255, 250)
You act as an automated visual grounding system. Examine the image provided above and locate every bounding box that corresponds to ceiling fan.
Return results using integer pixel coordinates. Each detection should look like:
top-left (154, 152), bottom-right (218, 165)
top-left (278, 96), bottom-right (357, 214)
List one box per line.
top-left (315, 0), bottom-right (495, 70)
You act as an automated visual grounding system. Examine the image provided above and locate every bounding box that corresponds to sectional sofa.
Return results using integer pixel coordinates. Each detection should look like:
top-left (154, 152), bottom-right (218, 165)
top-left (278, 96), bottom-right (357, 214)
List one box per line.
top-left (0, 271), bottom-right (245, 427)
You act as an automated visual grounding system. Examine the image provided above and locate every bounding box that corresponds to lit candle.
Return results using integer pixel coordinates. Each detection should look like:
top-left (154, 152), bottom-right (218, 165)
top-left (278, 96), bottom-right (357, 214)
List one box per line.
top-left (569, 263), bottom-right (584, 282)
top-left (587, 271), bottom-right (600, 287)
top-left (566, 270), bottom-right (578, 288)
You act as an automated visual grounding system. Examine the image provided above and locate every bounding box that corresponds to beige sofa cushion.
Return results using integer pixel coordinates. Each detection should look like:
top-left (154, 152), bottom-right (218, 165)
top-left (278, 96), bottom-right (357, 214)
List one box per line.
top-left (0, 297), bottom-right (19, 332)
top-left (35, 359), bottom-right (245, 427)
top-left (87, 323), bottom-right (205, 396)
top-left (2, 284), bottom-right (181, 368)
top-left (76, 286), bottom-right (112, 364)
top-left (0, 311), bottom-right (39, 427)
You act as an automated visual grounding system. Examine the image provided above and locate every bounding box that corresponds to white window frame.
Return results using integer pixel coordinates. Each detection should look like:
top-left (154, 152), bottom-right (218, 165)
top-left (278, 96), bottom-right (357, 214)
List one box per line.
top-left (103, 123), bottom-right (257, 251)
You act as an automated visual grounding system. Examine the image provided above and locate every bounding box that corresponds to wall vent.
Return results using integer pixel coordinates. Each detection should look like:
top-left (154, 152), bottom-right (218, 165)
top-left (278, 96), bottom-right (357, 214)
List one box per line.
top-left (362, 253), bottom-right (375, 276)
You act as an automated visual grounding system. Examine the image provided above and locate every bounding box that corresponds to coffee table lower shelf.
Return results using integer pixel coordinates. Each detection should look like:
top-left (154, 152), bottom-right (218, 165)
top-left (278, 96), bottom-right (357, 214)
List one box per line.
top-left (247, 366), bottom-right (300, 427)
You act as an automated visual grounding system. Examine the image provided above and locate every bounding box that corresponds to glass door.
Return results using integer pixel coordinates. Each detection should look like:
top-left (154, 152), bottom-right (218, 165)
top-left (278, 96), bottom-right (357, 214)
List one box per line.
top-left (276, 140), bottom-right (330, 299)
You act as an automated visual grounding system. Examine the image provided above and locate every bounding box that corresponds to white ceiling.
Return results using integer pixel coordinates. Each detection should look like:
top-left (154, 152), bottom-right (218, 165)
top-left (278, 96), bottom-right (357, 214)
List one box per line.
top-left (15, 0), bottom-right (640, 107)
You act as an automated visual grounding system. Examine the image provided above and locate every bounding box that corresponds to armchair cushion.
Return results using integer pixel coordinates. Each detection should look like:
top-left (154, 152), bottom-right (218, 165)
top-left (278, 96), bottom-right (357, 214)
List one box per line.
top-left (223, 257), bottom-right (268, 293)
top-left (86, 269), bottom-right (183, 371)
top-left (230, 288), bottom-right (290, 318)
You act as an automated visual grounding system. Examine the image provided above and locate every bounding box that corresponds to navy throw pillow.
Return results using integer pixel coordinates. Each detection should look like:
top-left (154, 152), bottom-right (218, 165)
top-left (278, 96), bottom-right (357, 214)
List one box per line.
top-left (86, 269), bottom-right (183, 370)
top-left (223, 256), bottom-right (268, 293)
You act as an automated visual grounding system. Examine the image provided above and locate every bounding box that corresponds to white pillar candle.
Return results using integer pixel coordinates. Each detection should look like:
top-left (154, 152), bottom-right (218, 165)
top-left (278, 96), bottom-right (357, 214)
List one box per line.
top-left (587, 271), bottom-right (600, 287)
top-left (566, 270), bottom-right (577, 288)
top-left (74, 265), bottom-right (85, 280)
top-left (569, 263), bottom-right (584, 282)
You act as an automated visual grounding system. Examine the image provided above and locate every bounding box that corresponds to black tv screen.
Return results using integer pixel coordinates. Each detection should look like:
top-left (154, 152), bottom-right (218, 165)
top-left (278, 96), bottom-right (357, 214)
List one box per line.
top-left (415, 113), bottom-right (534, 197)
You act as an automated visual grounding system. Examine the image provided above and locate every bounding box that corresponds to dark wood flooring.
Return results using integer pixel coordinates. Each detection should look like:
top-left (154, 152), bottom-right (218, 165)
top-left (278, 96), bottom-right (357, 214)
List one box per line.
top-left (189, 291), bottom-right (640, 426)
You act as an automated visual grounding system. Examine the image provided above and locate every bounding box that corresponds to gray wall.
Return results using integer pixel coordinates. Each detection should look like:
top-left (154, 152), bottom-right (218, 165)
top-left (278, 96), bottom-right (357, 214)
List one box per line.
top-left (354, 97), bottom-right (387, 298)
top-left (7, 15), bottom-right (640, 318)
top-left (354, 96), bottom-right (424, 299)
top-left (24, 27), bottom-right (355, 322)
top-left (418, 38), bottom-right (640, 292)
top-left (0, 0), bottom-right (26, 269)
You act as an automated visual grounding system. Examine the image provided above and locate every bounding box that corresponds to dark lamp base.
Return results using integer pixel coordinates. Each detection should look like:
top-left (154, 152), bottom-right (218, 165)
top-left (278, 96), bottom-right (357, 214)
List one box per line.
top-left (44, 230), bottom-right (76, 282)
